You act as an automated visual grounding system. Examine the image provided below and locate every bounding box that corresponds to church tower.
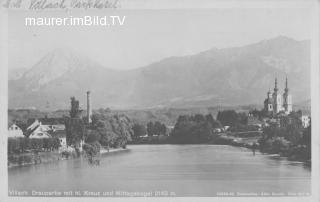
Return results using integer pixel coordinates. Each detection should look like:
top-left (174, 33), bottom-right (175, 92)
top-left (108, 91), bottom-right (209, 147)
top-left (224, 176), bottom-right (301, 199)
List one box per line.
top-left (283, 77), bottom-right (292, 114)
top-left (272, 78), bottom-right (283, 113)
top-left (86, 91), bottom-right (92, 124)
top-left (264, 89), bottom-right (273, 113)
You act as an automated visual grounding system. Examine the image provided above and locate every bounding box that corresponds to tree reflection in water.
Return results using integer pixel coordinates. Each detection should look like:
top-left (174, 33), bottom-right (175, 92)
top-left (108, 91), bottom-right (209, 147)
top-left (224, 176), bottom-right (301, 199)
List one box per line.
top-left (82, 142), bottom-right (101, 166)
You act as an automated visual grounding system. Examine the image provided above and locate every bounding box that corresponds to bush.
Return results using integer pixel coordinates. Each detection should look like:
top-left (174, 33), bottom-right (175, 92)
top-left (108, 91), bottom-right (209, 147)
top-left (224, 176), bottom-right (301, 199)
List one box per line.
top-left (86, 130), bottom-right (101, 143)
top-left (229, 123), bottom-right (259, 132)
top-left (90, 112), bottom-right (133, 148)
top-left (83, 142), bottom-right (101, 158)
top-left (8, 137), bottom-right (61, 154)
top-left (258, 122), bottom-right (311, 163)
top-left (217, 110), bottom-right (247, 126)
top-left (132, 123), bottom-right (147, 139)
top-left (171, 114), bottom-right (221, 143)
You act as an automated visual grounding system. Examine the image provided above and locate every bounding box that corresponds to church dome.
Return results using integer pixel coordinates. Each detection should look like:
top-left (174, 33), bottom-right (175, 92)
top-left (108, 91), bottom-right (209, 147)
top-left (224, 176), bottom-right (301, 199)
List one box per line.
top-left (264, 98), bottom-right (273, 104)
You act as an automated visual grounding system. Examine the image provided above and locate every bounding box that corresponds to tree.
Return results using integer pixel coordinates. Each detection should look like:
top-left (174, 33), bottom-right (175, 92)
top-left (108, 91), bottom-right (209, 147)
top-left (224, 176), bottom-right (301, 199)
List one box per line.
top-left (301, 124), bottom-right (311, 147)
top-left (160, 123), bottom-right (167, 136)
top-left (65, 97), bottom-right (85, 155)
top-left (69, 97), bottom-right (81, 118)
top-left (146, 121), bottom-right (167, 136)
top-left (171, 114), bottom-right (219, 143)
top-left (65, 118), bottom-right (85, 149)
top-left (83, 141), bottom-right (101, 165)
top-left (91, 112), bottom-right (133, 148)
top-left (205, 114), bottom-right (222, 128)
top-left (132, 123), bottom-right (147, 139)
top-left (147, 122), bottom-right (154, 136)
top-left (300, 123), bottom-right (311, 160)
top-left (86, 130), bottom-right (101, 143)
top-left (217, 110), bottom-right (239, 126)
top-left (259, 116), bottom-right (311, 162)
top-left (249, 109), bottom-right (268, 120)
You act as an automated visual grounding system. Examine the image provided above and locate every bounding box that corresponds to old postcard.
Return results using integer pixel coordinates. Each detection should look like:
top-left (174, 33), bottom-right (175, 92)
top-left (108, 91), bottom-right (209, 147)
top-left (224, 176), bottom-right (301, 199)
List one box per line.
top-left (0, 0), bottom-right (319, 201)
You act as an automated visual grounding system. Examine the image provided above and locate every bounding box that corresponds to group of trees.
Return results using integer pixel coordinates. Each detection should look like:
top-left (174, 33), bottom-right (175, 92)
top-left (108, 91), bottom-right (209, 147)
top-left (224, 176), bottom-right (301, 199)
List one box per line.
top-left (132, 123), bottom-right (147, 139)
top-left (88, 112), bottom-right (133, 149)
top-left (249, 109), bottom-right (270, 120)
top-left (258, 114), bottom-right (311, 161)
top-left (146, 121), bottom-right (167, 136)
top-left (83, 141), bottom-right (101, 165)
top-left (171, 114), bottom-right (222, 144)
top-left (216, 110), bottom-right (254, 132)
top-left (131, 121), bottom-right (168, 141)
top-left (64, 97), bottom-right (86, 156)
top-left (65, 98), bottom-right (134, 156)
top-left (8, 137), bottom-right (61, 154)
top-left (216, 110), bottom-right (247, 126)
top-left (65, 118), bottom-right (86, 151)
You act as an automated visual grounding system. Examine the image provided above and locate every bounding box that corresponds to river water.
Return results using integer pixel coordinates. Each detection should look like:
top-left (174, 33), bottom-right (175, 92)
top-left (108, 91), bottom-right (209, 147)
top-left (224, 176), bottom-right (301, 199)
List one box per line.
top-left (8, 145), bottom-right (311, 197)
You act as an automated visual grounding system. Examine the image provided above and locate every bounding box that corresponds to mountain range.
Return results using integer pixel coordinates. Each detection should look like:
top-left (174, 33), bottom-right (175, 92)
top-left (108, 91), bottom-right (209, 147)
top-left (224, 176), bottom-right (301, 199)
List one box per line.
top-left (8, 36), bottom-right (311, 110)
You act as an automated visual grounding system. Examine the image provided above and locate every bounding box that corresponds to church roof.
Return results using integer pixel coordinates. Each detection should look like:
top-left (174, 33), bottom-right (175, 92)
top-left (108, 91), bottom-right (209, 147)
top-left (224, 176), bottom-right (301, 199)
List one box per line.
top-left (264, 98), bottom-right (274, 104)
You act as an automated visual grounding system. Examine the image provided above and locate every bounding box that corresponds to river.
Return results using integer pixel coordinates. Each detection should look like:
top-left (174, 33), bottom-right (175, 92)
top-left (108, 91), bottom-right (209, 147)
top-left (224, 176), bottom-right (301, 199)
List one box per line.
top-left (8, 145), bottom-right (311, 197)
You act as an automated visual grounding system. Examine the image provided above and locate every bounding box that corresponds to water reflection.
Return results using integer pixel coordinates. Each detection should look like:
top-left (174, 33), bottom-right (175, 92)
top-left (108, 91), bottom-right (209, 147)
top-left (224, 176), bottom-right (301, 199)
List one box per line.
top-left (8, 145), bottom-right (310, 197)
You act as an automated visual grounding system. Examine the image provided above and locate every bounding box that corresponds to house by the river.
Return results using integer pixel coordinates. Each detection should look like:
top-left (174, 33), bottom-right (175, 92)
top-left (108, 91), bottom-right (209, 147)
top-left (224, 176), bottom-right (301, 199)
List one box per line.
top-left (8, 124), bottom-right (24, 138)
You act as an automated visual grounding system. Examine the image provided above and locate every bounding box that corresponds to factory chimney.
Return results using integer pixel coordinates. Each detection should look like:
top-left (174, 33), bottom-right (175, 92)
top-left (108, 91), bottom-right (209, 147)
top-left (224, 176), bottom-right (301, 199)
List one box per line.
top-left (86, 91), bottom-right (92, 124)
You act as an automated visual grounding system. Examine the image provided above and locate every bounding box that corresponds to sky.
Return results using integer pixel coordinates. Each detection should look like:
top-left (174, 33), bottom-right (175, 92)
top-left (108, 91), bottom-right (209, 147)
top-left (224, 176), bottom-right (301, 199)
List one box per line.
top-left (8, 6), bottom-right (313, 70)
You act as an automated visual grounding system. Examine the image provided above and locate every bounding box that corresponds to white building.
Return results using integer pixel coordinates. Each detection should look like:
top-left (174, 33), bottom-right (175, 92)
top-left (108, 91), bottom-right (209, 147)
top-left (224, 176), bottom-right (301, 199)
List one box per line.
top-left (27, 119), bottom-right (41, 131)
top-left (301, 115), bottom-right (311, 128)
top-left (8, 124), bottom-right (24, 138)
top-left (27, 119), bottom-right (68, 150)
top-left (264, 77), bottom-right (293, 114)
top-left (27, 119), bottom-right (65, 132)
top-left (27, 119), bottom-right (52, 138)
top-left (28, 125), bottom-right (52, 139)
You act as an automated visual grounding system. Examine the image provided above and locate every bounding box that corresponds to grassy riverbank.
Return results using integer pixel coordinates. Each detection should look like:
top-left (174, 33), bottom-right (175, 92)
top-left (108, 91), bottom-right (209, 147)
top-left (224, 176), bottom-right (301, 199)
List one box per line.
top-left (130, 131), bottom-right (311, 165)
top-left (100, 148), bottom-right (130, 155)
top-left (8, 147), bottom-right (129, 168)
top-left (213, 133), bottom-right (260, 149)
top-left (129, 132), bottom-right (261, 148)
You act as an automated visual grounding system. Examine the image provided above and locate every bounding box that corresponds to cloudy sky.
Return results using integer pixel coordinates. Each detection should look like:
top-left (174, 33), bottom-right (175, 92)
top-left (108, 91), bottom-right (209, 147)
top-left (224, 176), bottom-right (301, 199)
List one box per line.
top-left (8, 5), bottom-right (313, 70)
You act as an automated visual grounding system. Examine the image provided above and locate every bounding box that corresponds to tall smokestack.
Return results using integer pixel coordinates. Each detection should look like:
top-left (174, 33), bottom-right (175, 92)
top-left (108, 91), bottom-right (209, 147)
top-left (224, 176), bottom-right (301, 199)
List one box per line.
top-left (86, 91), bottom-right (92, 124)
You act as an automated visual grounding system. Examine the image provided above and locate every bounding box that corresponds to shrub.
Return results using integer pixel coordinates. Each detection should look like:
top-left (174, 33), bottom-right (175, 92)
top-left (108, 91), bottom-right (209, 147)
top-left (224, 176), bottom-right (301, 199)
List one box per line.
top-left (8, 137), bottom-right (61, 154)
top-left (83, 142), bottom-right (101, 158)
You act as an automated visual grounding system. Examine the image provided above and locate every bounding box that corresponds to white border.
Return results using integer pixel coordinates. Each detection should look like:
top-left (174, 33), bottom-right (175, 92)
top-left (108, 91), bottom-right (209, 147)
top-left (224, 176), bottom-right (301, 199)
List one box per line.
top-left (0, 0), bottom-right (319, 202)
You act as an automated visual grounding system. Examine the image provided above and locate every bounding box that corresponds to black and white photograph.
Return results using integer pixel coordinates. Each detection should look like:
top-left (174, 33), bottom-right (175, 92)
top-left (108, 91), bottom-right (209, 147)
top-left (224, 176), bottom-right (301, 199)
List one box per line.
top-left (0, 0), bottom-right (319, 201)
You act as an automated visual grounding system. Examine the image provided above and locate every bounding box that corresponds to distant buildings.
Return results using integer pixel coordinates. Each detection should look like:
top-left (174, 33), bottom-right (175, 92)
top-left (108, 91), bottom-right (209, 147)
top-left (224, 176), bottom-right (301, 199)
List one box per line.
top-left (7, 91), bottom-right (93, 154)
top-left (26, 119), bottom-right (66, 139)
top-left (28, 126), bottom-right (52, 139)
top-left (301, 115), bottom-right (311, 128)
top-left (264, 77), bottom-right (292, 115)
top-left (8, 118), bottom-right (67, 150)
top-left (247, 114), bottom-right (263, 128)
top-left (8, 124), bottom-right (24, 138)
top-left (260, 77), bottom-right (311, 129)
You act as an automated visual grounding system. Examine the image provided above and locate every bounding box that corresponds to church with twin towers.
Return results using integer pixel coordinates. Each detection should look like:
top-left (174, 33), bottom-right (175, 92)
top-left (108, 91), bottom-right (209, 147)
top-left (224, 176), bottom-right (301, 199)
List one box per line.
top-left (264, 77), bottom-right (293, 115)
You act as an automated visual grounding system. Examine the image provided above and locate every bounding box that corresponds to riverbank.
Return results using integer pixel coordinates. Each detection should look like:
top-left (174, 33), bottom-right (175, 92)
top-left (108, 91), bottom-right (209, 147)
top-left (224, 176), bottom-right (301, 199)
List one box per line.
top-left (8, 147), bottom-right (130, 168)
top-left (213, 133), bottom-right (260, 149)
top-left (130, 132), bottom-right (311, 165)
top-left (100, 148), bottom-right (129, 155)
top-left (215, 133), bottom-right (311, 165)
top-left (130, 132), bottom-right (260, 148)
top-left (8, 151), bottom-right (61, 168)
